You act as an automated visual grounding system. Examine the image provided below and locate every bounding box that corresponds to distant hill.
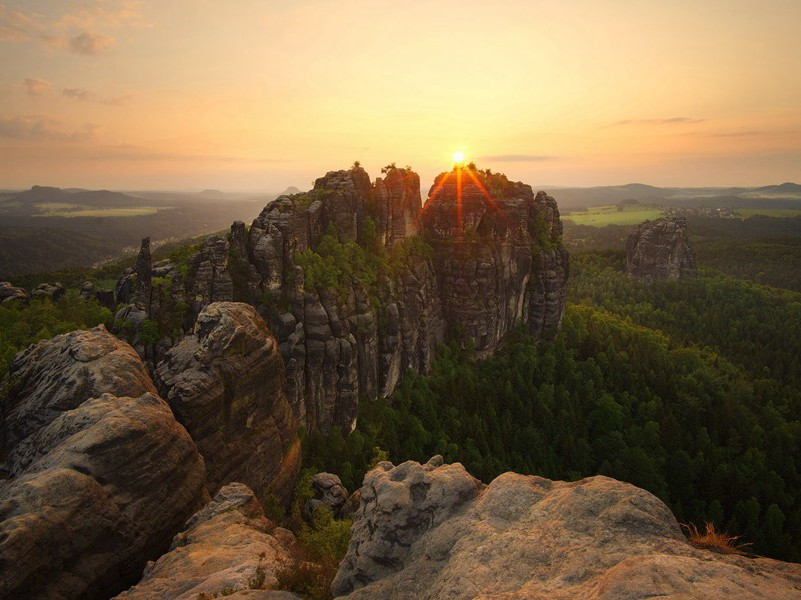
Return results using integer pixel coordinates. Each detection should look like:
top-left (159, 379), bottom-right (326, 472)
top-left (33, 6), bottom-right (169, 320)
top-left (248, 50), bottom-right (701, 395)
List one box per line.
top-left (0, 227), bottom-right (120, 278)
top-left (9, 186), bottom-right (159, 212)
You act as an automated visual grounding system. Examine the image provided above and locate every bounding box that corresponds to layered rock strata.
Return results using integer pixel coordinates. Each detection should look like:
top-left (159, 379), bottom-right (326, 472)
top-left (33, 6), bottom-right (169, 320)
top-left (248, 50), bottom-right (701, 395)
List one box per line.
top-left (0, 326), bottom-right (209, 600)
top-left (154, 302), bottom-right (301, 505)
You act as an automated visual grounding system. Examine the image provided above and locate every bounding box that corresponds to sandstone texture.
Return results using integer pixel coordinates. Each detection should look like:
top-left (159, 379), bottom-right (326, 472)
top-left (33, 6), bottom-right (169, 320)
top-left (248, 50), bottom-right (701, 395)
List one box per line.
top-left (626, 217), bottom-right (698, 280)
top-left (155, 302), bottom-right (301, 505)
top-left (332, 457), bottom-right (801, 599)
top-left (117, 483), bottom-right (299, 600)
top-left (0, 326), bottom-right (209, 600)
top-left (101, 164), bottom-right (569, 434)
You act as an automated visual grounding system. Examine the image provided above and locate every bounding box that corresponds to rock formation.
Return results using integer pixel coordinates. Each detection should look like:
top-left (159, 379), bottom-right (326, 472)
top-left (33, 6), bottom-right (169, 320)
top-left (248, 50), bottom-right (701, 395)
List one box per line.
top-left (31, 282), bottom-right (65, 302)
top-left (626, 217), bottom-right (697, 280)
top-left (117, 483), bottom-right (299, 600)
top-left (154, 302), bottom-right (301, 505)
top-left (332, 458), bottom-right (801, 599)
top-left (0, 326), bottom-right (209, 600)
top-left (103, 164), bottom-right (569, 434)
top-left (303, 472), bottom-right (349, 520)
top-left (0, 281), bottom-right (27, 304)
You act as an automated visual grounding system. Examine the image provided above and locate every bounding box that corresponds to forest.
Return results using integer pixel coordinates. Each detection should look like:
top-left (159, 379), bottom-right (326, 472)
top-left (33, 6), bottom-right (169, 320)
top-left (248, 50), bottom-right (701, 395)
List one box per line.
top-left (304, 252), bottom-right (801, 562)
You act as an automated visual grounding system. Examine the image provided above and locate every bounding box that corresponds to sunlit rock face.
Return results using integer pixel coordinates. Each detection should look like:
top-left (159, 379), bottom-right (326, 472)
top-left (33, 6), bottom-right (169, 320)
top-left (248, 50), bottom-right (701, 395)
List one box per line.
top-left (626, 217), bottom-right (697, 281)
top-left (421, 169), bottom-right (569, 352)
top-left (332, 458), bottom-right (801, 599)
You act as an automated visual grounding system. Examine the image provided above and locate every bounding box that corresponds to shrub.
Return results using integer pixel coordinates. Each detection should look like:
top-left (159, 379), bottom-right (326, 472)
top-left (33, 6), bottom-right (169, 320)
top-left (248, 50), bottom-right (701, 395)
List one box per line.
top-left (683, 522), bottom-right (752, 555)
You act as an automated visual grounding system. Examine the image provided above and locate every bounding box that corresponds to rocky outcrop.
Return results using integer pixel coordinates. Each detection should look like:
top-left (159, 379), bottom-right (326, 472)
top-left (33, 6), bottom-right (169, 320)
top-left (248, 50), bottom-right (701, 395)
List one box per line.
top-left (154, 302), bottom-right (301, 505)
top-left (626, 217), bottom-right (697, 280)
top-left (422, 171), bottom-right (569, 351)
top-left (332, 458), bottom-right (801, 599)
top-left (104, 164), bottom-right (568, 434)
top-left (0, 326), bottom-right (209, 600)
top-left (303, 472), bottom-right (349, 520)
top-left (0, 281), bottom-right (27, 304)
top-left (31, 282), bottom-right (64, 302)
top-left (117, 483), bottom-right (298, 600)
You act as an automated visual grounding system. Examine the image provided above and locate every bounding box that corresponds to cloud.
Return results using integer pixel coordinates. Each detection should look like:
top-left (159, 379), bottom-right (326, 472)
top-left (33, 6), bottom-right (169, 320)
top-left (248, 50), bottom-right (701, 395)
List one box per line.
top-left (0, 2), bottom-right (144, 55)
top-left (62, 87), bottom-right (132, 106)
top-left (82, 144), bottom-right (290, 163)
top-left (67, 31), bottom-right (114, 55)
top-left (475, 154), bottom-right (559, 162)
top-left (0, 115), bottom-right (99, 142)
top-left (0, 4), bottom-right (42, 41)
top-left (24, 77), bottom-right (50, 96)
top-left (609, 117), bottom-right (705, 127)
top-left (706, 131), bottom-right (764, 138)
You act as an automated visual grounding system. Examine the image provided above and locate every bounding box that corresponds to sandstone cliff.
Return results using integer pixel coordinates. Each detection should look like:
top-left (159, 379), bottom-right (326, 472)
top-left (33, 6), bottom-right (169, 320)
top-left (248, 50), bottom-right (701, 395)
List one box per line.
top-left (109, 164), bottom-right (568, 433)
top-left (0, 326), bottom-right (209, 599)
top-left (332, 457), bottom-right (801, 599)
top-left (626, 217), bottom-right (697, 280)
top-left (154, 302), bottom-right (301, 505)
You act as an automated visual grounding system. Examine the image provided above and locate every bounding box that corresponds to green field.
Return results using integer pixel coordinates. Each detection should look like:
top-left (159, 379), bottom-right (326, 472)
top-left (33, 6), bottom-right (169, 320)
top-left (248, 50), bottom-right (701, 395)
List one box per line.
top-left (738, 208), bottom-right (801, 218)
top-left (562, 204), bottom-right (663, 226)
top-left (33, 203), bottom-right (167, 218)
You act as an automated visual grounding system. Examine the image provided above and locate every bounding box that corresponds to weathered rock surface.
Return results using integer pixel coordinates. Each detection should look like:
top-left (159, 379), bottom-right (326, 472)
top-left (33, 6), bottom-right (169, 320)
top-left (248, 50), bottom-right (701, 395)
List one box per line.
top-left (155, 302), bottom-right (301, 505)
top-left (0, 280), bottom-right (27, 304)
top-left (303, 472), bottom-right (349, 520)
top-left (0, 326), bottom-right (209, 600)
top-left (422, 172), bottom-right (569, 351)
top-left (332, 458), bottom-right (801, 599)
top-left (626, 217), bottom-right (697, 280)
top-left (104, 164), bottom-right (569, 434)
top-left (117, 483), bottom-right (299, 600)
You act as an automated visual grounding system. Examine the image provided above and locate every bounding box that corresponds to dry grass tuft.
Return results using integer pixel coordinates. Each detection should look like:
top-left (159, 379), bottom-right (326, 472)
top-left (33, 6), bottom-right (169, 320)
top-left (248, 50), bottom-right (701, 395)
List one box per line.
top-left (682, 521), bottom-right (752, 556)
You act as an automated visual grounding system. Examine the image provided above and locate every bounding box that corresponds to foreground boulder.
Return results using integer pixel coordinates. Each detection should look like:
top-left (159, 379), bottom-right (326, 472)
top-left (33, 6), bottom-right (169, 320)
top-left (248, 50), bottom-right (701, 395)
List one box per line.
top-left (0, 326), bottom-right (209, 600)
top-left (155, 302), bottom-right (301, 505)
top-left (117, 483), bottom-right (299, 600)
top-left (332, 457), bottom-right (801, 599)
top-left (626, 217), bottom-right (697, 280)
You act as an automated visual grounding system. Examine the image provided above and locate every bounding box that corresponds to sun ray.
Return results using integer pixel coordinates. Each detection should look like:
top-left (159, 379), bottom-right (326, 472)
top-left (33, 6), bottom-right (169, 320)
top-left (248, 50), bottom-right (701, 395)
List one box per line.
top-left (465, 169), bottom-right (507, 223)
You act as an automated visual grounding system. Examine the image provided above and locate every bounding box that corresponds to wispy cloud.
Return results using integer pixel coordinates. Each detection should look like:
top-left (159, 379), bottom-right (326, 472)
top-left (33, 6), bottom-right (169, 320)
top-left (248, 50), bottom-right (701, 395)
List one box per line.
top-left (82, 144), bottom-right (291, 163)
top-left (705, 131), bottom-right (764, 138)
top-left (0, 1), bottom-right (148, 54)
top-left (24, 77), bottom-right (50, 96)
top-left (609, 117), bottom-right (705, 127)
top-left (475, 154), bottom-right (558, 162)
top-left (0, 114), bottom-right (99, 142)
top-left (62, 87), bottom-right (131, 105)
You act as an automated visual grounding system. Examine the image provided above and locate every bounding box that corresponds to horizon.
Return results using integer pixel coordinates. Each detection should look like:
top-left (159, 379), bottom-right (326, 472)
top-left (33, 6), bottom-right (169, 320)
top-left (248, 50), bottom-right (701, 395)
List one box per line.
top-left (2, 1), bottom-right (800, 189)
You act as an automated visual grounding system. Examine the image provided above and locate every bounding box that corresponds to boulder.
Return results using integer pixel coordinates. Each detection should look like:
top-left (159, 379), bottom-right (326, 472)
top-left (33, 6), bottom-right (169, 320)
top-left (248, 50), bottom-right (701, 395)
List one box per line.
top-left (116, 483), bottom-right (298, 600)
top-left (303, 472), bottom-right (349, 520)
top-left (155, 302), bottom-right (301, 505)
top-left (0, 281), bottom-right (27, 304)
top-left (332, 457), bottom-right (801, 599)
top-left (31, 282), bottom-right (65, 302)
top-left (0, 326), bottom-right (209, 600)
top-left (626, 217), bottom-right (697, 280)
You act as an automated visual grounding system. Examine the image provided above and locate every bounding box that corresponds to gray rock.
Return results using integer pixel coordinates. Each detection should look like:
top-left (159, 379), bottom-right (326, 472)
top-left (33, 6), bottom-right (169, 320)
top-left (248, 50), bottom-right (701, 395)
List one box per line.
top-left (30, 282), bottom-right (64, 302)
top-left (332, 458), bottom-right (801, 599)
top-left (626, 217), bottom-right (697, 280)
top-left (0, 326), bottom-right (208, 600)
top-left (155, 302), bottom-right (301, 505)
top-left (0, 281), bottom-right (27, 304)
top-left (303, 472), bottom-right (349, 520)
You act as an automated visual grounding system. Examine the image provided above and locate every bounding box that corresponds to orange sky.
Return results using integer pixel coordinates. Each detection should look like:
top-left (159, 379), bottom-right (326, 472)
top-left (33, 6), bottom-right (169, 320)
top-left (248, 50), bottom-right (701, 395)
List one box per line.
top-left (1, 0), bottom-right (800, 191)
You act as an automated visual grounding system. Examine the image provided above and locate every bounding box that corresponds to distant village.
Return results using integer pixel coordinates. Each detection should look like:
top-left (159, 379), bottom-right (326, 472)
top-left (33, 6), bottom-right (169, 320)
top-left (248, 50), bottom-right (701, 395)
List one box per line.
top-left (662, 205), bottom-right (739, 219)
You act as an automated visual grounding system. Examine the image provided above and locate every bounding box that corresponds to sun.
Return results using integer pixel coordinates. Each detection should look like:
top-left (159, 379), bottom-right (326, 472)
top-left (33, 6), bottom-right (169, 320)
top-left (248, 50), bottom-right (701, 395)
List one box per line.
top-left (453, 150), bottom-right (466, 164)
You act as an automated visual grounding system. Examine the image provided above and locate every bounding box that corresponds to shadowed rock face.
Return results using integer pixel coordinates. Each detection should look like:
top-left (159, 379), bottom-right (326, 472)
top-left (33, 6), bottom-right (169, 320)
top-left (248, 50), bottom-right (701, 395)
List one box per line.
top-left (116, 483), bottom-right (299, 600)
top-left (0, 326), bottom-right (209, 600)
top-left (422, 171), bottom-right (569, 351)
top-left (119, 165), bottom-right (568, 433)
top-left (626, 217), bottom-right (697, 280)
top-left (332, 458), bottom-right (801, 599)
top-left (155, 302), bottom-right (301, 505)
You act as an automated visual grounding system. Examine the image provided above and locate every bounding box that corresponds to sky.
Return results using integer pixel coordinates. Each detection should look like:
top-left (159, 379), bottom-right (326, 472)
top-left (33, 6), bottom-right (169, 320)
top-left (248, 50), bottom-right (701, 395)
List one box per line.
top-left (0, 0), bottom-right (800, 192)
